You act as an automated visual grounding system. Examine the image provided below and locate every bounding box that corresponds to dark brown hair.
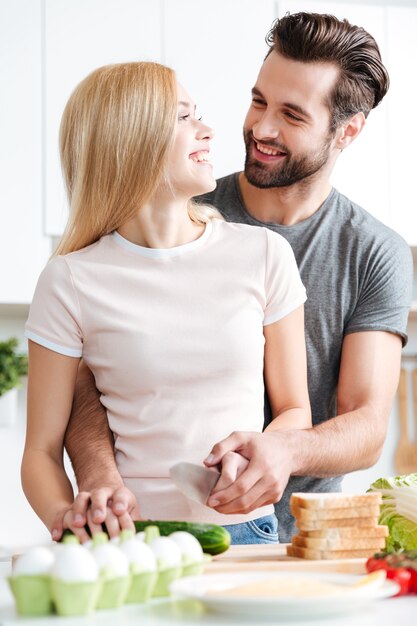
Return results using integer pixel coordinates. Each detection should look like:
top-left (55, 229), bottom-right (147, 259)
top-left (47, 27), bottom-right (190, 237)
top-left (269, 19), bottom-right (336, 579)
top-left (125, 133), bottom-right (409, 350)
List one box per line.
top-left (266, 12), bottom-right (389, 129)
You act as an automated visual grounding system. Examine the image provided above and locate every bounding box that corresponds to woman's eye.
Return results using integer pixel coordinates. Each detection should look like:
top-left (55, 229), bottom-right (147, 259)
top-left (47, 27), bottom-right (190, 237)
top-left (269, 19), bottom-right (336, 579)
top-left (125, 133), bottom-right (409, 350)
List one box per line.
top-left (179, 114), bottom-right (190, 122)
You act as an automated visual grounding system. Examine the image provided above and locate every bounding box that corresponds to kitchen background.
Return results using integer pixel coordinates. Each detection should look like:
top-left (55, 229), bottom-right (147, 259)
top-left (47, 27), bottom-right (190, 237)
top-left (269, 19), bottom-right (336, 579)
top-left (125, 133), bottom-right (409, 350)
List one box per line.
top-left (1, 0), bottom-right (417, 550)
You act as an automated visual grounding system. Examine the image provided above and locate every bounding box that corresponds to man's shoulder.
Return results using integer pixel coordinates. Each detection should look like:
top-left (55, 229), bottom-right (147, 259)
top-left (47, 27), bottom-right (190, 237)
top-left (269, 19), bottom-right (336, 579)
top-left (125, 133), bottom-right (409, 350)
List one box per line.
top-left (332, 189), bottom-right (409, 254)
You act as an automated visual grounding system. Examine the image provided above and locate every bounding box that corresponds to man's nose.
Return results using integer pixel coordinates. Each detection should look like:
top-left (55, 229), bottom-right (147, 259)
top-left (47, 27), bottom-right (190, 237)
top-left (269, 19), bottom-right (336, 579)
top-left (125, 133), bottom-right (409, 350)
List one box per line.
top-left (252, 112), bottom-right (280, 141)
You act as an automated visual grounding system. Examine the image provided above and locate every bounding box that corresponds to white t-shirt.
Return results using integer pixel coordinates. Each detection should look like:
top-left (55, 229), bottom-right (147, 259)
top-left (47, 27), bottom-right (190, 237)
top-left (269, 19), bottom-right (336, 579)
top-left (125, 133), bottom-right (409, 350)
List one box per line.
top-left (25, 218), bottom-right (306, 524)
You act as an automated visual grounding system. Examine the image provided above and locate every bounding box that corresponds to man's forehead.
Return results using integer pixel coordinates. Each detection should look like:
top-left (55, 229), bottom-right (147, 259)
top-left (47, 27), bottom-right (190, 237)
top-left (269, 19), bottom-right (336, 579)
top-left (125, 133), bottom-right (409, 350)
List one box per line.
top-left (256, 50), bottom-right (339, 106)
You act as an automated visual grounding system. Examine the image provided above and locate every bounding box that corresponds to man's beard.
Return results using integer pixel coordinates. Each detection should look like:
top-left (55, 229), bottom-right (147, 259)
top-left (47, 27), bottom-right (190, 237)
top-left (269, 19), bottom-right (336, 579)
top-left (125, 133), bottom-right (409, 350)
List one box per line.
top-left (243, 130), bottom-right (333, 189)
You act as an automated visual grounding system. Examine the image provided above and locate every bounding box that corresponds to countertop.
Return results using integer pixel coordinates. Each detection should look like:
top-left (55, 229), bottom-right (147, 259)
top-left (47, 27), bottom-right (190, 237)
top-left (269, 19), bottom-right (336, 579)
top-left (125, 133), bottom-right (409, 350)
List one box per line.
top-left (0, 545), bottom-right (415, 625)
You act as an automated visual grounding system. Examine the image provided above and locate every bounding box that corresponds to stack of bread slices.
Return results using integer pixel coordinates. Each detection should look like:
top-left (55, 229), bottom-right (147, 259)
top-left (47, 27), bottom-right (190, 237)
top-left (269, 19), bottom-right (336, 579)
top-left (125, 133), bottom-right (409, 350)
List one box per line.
top-left (286, 492), bottom-right (388, 560)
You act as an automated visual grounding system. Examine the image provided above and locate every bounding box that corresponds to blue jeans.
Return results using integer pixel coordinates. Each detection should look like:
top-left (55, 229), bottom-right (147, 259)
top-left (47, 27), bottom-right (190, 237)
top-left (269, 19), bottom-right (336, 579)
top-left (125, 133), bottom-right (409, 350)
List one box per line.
top-left (222, 514), bottom-right (279, 544)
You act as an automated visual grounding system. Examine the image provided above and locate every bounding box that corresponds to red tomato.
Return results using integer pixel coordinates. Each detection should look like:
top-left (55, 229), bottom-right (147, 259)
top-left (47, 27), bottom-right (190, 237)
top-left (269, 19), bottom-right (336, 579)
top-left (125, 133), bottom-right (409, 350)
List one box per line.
top-left (385, 567), bottom-right (412, 596)
top-left (409, 568), bottom-right (417, 594)
top-left (366, 557), bottom-right (388, 573)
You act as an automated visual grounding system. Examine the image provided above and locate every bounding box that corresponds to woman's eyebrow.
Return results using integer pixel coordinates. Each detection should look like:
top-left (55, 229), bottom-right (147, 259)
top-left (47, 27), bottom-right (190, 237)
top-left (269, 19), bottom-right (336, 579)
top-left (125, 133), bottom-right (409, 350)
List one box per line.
top-left (177, 101), bottom-right (196, 110)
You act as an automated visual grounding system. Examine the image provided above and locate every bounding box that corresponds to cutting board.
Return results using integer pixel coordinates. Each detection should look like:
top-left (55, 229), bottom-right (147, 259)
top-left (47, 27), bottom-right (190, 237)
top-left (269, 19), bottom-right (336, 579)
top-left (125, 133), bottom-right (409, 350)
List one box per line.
top-left (206, 544), bottom-right (367, 574)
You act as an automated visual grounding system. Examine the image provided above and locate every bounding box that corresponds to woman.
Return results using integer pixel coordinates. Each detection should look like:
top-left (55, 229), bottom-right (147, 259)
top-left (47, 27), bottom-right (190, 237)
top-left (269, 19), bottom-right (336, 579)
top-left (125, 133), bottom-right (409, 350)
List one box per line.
top-left (22, 62), bottom-right (311, 544)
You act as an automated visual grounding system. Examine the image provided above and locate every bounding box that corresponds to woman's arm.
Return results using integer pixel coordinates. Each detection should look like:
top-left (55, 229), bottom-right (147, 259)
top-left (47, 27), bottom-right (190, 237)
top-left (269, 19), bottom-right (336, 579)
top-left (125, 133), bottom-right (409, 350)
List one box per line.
top-left (21, 341), bottom-right (80, 536)
top-left (264, 304), bottom-right (311, 431)
top-left (206, 305), bottom-right (311, 511)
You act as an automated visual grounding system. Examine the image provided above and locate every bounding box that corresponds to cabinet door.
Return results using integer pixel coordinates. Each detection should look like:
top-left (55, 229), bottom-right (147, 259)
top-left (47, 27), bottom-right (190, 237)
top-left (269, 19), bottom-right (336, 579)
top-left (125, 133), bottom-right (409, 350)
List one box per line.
top-left (0, 0), bottom-right (50, 303)
top-left (44, 0), bottom-right (162, 236)
top-left (386, 5), bottom-right (417, 246)
top-left (276, 1), bottom-right (391, 228)
top-left (163, 0), bottom-right (276, 180)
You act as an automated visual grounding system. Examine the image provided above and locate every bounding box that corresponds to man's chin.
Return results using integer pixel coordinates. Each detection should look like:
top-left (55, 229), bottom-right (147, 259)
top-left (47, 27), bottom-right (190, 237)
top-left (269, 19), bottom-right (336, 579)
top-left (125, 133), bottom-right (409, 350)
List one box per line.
top-left (244, 169), bottom-right (288, 190)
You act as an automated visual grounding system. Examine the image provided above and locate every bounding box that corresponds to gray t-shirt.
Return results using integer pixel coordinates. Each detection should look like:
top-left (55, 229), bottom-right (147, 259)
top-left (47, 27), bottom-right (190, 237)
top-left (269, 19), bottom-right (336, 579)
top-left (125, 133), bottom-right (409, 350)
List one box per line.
top-left (197, 173), bottom-right (413, 542)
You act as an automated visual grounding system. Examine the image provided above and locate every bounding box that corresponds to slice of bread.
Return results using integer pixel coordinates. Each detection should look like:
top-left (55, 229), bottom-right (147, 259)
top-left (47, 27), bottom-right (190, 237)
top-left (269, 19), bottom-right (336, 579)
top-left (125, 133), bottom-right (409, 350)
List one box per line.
top-left (291, 504), bottom-right (380, 521)
top-left (298, 525), bottom-right (388, 539)
top-left (290, 492), bottom-right (382, 510)
top-left (292, 534), bottom-right (387, 550)
top-left (296, 517), bottom-right (379, 531)
top-left (287, 545), bottom-right (378, 560)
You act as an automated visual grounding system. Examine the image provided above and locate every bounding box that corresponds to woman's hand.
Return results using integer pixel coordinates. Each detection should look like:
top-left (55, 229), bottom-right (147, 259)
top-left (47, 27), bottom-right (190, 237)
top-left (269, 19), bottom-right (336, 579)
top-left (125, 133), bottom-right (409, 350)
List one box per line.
top-left (50, 485), bottom-right (137, 543)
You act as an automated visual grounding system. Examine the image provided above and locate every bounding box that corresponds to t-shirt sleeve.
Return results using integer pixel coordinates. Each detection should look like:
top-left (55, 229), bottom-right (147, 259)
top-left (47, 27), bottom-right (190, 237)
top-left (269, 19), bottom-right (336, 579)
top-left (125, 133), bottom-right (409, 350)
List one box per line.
top-left (25, 256), bottom-right (83, 357)
top-left (263, 229), bottom-right (307, 326)
top-left (344, 234), bottom-right (413, 345)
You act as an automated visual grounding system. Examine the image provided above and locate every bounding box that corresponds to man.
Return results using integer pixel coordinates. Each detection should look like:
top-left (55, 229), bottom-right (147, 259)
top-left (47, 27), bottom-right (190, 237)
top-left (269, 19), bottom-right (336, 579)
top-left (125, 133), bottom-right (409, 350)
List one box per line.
top-left (56, 12), bottom-right (412, 543)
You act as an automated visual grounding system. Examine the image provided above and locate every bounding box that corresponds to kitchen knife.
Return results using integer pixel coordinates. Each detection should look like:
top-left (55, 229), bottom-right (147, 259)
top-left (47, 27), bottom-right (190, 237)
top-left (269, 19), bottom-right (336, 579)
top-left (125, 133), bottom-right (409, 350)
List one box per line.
top-left (169, 462), bottom-right (220, 505)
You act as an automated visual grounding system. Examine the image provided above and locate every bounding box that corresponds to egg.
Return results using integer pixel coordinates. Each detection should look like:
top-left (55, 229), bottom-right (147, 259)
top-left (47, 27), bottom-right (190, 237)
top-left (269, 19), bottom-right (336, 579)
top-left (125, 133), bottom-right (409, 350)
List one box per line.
top-left (168, 531), bottom-right (204, 563)
top-left (13, 547), bottom-right (55, 576)
top-left (148, 536), bottom-right (182, 569)
top-left (119, 535), bottom-right (157, 572)
top-left (91, 534), bottom-right (129, 578)
top-left (51, 542), bottom-right (99, 583)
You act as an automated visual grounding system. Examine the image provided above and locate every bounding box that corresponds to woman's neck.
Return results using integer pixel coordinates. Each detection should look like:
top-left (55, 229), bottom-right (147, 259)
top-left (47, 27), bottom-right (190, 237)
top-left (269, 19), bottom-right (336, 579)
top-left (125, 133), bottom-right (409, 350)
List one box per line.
top-left (117, 197), bottom-right (204, 249)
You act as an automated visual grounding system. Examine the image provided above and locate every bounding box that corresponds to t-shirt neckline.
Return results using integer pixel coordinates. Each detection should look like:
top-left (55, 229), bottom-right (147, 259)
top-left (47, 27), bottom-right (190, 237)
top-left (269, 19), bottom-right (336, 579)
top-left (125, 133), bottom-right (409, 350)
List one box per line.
top-left (111, 220), bottom-right (213, 258)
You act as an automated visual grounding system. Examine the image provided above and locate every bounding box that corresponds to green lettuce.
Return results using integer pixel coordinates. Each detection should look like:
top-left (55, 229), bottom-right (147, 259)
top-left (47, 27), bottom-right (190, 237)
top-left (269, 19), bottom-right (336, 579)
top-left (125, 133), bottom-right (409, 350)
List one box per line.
top-left (368, 473), bottom-right (417, 552)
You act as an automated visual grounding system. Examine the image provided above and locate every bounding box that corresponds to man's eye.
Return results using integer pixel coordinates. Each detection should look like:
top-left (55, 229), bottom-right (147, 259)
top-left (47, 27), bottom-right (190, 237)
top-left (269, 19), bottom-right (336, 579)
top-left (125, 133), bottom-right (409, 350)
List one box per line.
top-left (252, 98), bottom-right (266, 107)
top-left (285, 111), bottom-right (302, 121)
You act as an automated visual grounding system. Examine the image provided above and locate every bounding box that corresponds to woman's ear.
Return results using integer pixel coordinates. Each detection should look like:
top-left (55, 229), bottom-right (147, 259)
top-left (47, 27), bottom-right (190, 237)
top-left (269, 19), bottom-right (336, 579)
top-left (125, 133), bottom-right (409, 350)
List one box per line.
top-left (336, 112), bottom-right (366, 150)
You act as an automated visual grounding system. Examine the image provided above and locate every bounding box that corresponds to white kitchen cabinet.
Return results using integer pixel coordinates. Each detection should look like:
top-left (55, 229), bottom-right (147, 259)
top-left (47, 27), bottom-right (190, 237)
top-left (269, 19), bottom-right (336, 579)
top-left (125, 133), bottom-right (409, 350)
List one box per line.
top-left (276, 1), bottom-right (391, 228)
top-left (163, 0), bottom-right (276, 181)
top-left (44, 0), bottom-right (162, 236)
top-left (0, 0), bottom-right (51, 303)
top-left (386, 5), bottom-right (417, 246)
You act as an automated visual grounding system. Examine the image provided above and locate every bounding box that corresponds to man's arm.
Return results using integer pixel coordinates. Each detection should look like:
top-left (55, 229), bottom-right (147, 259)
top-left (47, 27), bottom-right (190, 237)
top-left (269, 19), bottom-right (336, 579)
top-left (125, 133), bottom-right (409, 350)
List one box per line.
top-left (205, 330), bottom-right (402, 514)
top-left (51, 361), bottom-right (136, 539)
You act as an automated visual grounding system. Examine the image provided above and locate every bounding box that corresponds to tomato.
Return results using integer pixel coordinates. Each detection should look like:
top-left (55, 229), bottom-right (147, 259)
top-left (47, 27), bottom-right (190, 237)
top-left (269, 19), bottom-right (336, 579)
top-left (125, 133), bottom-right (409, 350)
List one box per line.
top-left (385, 567), bottom-right (412, 596)
top-left (366, 556), bottom-right (388, 573)
top-left (409, 568), bottom-right (417, 594)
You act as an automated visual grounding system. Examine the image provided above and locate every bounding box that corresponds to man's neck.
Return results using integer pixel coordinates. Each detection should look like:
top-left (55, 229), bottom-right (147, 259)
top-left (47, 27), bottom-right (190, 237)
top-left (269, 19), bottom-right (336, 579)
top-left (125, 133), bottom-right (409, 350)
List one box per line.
top-left (238, 173), bottom-right (332, 226)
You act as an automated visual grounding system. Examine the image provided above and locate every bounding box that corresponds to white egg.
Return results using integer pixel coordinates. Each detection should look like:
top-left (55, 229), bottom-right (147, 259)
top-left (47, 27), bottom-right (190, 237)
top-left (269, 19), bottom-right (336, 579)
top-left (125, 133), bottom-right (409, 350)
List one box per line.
top-left (149, 537), bottom-right (182, 569)
top-left (51, 544), bottom-right (99, 582)
top-left (168, 531), bottom-right (203, 563)
top-left (92, 543), bottom-right (129, 578)
top-left (13, 547), bottom-right (55, 576)
top-left (119, 537), bottom-right (157, 572)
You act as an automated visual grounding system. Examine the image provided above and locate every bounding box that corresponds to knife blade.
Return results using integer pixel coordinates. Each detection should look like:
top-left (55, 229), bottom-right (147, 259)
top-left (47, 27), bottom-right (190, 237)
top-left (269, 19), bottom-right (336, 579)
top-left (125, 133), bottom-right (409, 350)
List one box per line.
top-left (169, 462), bottom-right (220, 505)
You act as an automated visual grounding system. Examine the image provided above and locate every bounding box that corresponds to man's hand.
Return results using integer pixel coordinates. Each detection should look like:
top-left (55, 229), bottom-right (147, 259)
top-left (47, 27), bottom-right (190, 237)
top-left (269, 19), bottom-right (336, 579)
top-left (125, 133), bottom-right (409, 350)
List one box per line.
top-left (50, 485), bottom-right (137, 543)
top-left (204, 431), bottom-right (294, 514)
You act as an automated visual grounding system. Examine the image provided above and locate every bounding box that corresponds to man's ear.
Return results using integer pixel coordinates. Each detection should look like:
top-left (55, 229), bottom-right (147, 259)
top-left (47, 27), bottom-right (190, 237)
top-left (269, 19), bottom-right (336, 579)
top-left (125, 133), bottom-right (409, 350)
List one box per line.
top-left (335, 112), bottom-right (366, 150)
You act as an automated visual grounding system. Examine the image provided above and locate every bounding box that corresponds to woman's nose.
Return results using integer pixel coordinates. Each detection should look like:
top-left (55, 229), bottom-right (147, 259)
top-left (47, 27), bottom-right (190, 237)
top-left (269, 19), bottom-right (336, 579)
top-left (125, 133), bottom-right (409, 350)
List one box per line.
top-left (197, 120), bottom-right (214, 140)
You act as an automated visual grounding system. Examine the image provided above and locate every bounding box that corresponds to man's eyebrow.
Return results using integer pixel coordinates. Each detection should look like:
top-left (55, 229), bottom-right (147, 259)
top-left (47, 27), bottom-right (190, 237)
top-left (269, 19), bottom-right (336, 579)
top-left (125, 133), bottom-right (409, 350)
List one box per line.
top-left (251, 87), bottom-right (312, 121)
top-left (251, 87), bottom-right (265, 99)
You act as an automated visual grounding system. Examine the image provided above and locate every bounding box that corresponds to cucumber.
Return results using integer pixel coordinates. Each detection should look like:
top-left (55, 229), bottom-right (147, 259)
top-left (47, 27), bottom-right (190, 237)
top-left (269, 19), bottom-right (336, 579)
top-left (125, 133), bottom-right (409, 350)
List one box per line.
top-left (134, 521), bottom-right (231, 555)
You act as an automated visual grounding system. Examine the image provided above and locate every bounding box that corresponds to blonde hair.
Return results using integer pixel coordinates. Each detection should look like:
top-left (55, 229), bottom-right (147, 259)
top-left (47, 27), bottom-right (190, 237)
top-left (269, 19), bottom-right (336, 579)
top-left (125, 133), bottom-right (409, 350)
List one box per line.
top-left (56, 61), bottom-right (220, 256)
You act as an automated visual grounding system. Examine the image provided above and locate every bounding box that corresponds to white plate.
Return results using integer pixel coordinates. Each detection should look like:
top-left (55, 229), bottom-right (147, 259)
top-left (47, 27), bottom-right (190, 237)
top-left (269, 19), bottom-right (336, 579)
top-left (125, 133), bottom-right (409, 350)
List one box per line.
top-left (170, 570), bottom-right (399, 620)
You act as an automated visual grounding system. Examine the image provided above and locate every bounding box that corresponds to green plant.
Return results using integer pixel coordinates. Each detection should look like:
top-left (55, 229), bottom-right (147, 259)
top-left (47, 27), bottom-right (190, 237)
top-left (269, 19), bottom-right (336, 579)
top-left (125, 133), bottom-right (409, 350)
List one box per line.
top-left (0, 337), bottom-right (28, 397)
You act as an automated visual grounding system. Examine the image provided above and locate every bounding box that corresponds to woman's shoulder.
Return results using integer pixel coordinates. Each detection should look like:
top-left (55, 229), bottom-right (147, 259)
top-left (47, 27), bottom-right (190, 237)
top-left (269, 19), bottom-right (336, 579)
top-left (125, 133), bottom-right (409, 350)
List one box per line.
top-left (214, 218), bottom-right (293, 252)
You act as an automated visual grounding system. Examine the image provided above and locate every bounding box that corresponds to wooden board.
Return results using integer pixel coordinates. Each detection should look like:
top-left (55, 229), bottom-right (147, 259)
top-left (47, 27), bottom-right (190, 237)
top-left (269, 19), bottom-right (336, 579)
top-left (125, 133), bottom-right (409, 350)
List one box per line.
top-left (205, 544), bottom-right (367, 575)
